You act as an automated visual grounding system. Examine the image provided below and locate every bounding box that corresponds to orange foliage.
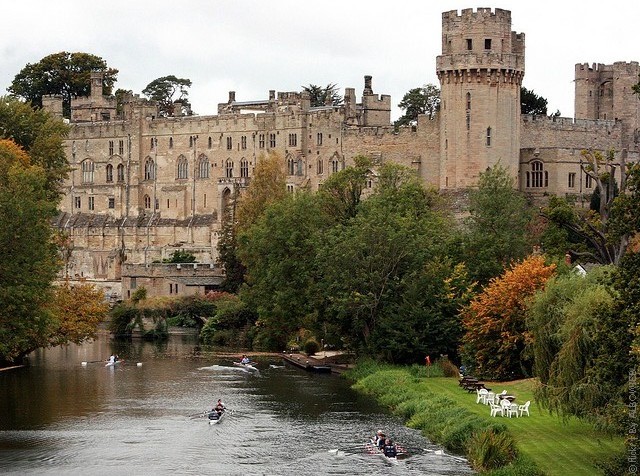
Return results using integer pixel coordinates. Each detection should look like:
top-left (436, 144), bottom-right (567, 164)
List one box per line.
top-left (461, 255), bottom-right (556, 380)
top-left (0, 139), bottom-right (31, 175)
top-left (48, 282), bottom-right (109, 346)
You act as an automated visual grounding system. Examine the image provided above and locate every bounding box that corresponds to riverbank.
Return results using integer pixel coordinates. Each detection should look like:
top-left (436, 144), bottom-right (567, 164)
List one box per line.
top-left (348, 363), bottom-right (624, 475)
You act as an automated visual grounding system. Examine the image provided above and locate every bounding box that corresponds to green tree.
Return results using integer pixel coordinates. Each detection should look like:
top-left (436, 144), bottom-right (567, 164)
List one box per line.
top-left (541, 149), bottom-right (637, 265)
top-left (163, 250), bottom-right (196, 263)
top-left (238, 192), bottom-right (331, 350)
top-left (463, 165), bottom-right (534, 284)
top-left (520, 86), bottom-right (548, 115)
top-left (395, 84), bottom-right (440, 127)
top-left (302, 83), bottom-right (343, 107)
top-left (142, 75), bottom-right (192, 117)
top-left (316, 165), bottom-right (457, 358)
top-left (0, 96), bottom-right (69, 200)
top-left (528, 263), bottom-right (634, 434)
top-left (317, 155), bottom-right (371, 223)
top-left (0, 140), bottom-right (61, 364)
top-left (7, 52), bottom-right (118, 118)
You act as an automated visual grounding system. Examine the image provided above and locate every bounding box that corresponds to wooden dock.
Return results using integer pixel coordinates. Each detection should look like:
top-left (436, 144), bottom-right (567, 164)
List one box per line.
top-left (281, 353), bottom-right (348, 374)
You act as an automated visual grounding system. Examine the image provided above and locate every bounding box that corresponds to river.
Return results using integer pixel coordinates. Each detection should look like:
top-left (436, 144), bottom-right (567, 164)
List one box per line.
top-left (0, 333), bottom-right (473, 475)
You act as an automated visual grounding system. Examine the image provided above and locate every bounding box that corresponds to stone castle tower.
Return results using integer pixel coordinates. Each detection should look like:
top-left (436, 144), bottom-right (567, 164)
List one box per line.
top-left (437, 8), bottom-right (525, 189)
top-left (575, 61), bottom-right (640, 149)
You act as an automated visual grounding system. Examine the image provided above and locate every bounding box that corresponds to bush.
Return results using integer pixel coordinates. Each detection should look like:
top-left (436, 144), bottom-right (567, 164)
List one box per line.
top-left (438, 357), bottom-right (461, 377)
top-left (303, 339), bottom-right (320, 355)
top-left (466, 428), bottom-right (518, 471)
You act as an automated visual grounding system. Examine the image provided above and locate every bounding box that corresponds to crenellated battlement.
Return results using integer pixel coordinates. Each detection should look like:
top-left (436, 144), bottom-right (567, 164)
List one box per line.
top-left (442, 7), bottom-right (511, 23)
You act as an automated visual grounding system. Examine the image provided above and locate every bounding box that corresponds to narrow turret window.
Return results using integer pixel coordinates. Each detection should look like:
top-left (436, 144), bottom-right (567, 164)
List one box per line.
top-left (466, 93), bottom-right (471, 110)
top-left (466, 39), bottom-right (472, 50)
top-left (486, 127), bottom-right (492, 146)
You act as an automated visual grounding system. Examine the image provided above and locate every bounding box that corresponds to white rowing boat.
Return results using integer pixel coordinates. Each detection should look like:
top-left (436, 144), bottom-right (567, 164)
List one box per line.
top-left (105, 360), bottom-right (121, 367)
top-left (233, 361), bottom-right (258, 372)
top-left (208, 410), bottom-right (225, 425)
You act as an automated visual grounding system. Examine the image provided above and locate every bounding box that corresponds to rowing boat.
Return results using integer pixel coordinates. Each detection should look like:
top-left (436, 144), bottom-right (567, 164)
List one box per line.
top-left (208, 410), bottom-right (225, 425)
top-left (233, 361), bottom-right (258, 372)
top-left (366, 439), bottom-right (399, 465)
top-left (105, 360), bottom-right (121, 367)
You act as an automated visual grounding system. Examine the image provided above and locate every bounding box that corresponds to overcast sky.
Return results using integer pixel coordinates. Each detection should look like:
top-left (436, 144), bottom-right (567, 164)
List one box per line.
top-left (1, 1), bottom-right (638, 120)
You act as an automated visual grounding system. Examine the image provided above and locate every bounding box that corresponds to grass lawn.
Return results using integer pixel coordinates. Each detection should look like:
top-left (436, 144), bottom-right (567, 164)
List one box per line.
top-left (419, 377), bottom-right (624, 475)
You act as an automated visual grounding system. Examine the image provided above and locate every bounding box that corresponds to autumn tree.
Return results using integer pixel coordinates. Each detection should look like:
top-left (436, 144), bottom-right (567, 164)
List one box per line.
top-left (142, 75), bottom-right (192, 117)
top-left (460, 255), bottom-right (556, 380)
top-left (8, 52), bottom-right (118, 117)
top-left (235, 151), bottom-right (287, 232)
top-left (48, 282), bottom-right (109, 347)
top-left (217, 151), bottom-right (286, 293)
top-left (395, 84), bottom-right (440, 127)
top-left (302, 83), bottom-right (343, 107)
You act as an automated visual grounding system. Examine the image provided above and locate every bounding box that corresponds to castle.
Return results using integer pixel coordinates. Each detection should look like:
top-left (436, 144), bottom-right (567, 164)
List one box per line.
top-left (47, 7), bottom-right (640, 301)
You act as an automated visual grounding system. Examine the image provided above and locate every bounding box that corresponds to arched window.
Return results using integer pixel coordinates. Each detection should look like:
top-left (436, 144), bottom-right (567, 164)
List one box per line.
top-left (240, 158), bottom-right (249, 178)
top-left (106, 164), bottom-right (113, 182)
top-left (198, 154), bottom-right (209, 179)
top-left (530, 161), bottom-right (547, 188)
top-left (144, 194), bottom-right (151, 209)
top-left (296, 159), bottom-right (303, 176)
top-left (144, 158), bottom-right (155, 180)
top-left (332, 159), bottom-right (339, 173)
top-left (82, 160), bottom-right (94, 183)
top-left (208, 136), bottom-right (212, 149)
top-left (317, 159), bottom-right (324, 175)
top-left (117, 163), bottom-right (125, 182)
top-left (177, 155), bottom-right (188, 179)
top-left (287, 157), bottom-right (295, 175)
top-left (225, 159), bottom-right (234, 178)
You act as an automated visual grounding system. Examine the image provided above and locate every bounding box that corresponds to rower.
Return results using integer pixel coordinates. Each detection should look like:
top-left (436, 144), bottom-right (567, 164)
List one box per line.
top-left (213, 399), bottom-right (225, 415)
top-left (240, 355), bottom-right (250, 364)
top-left (375, 430), bottom-right (386, 449)
top-left (383, 438), bottom-right (397, 458)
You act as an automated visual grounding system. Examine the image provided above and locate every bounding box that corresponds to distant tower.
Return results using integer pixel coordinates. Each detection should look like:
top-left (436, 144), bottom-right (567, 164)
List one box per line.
top-left (575, 61), bottom-right (640, 151)
top-left (436, 8), bottom-right (525, 189)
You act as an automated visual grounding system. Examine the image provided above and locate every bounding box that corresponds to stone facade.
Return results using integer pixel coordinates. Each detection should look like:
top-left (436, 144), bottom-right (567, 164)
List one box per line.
top-left (47, 7), bottom-right (640, 300)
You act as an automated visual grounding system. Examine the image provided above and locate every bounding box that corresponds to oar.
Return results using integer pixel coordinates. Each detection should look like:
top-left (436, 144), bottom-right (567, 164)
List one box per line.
top-left (81, 359), bottom-right (106, 366)
top-left (188, 411), bottom-right (209, 418)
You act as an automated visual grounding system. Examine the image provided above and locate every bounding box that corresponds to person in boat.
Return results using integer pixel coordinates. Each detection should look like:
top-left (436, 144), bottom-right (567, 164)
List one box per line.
top-left (108, 355), bottom-right (116, 364)
top-left (240, 355), bottom-right (250, 365)
top-left (375, 430), bottom-right (386, 449)
top-left (213, 399), bottom-right (225, 416)
top-left (383, 438), bottom-right (398, 458)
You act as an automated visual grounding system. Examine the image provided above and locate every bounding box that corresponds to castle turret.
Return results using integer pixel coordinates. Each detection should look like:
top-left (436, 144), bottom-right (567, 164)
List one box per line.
top-left (360, 75), bottom-right (391, 126)
top-left (575, 61), bottom-right (640, 150)
top-left (437, 8), bottom-right (524, 189)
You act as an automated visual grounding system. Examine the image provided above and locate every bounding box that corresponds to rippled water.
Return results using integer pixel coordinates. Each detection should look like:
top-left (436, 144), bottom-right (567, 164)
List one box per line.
top-left (0, 334), bottom-right (473, 475)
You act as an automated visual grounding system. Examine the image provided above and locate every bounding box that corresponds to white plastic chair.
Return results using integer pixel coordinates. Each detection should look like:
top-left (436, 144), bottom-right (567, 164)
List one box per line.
top-left (476, 388), bottom-right (488, 404)
top-left (489, 401), bottom-right (504, 417)
top-left (500, 398), bottom-right (511, 415)
top-left (485, 391), bottom-right (495, 405)
top-left (507, 403), bottom-right (519, 418)
top-left (518, 400), bottom-right (531, 417)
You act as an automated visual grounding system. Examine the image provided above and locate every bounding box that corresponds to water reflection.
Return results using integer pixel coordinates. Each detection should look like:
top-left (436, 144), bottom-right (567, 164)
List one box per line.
top-left (0, 333), bottom-right (473, 475)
